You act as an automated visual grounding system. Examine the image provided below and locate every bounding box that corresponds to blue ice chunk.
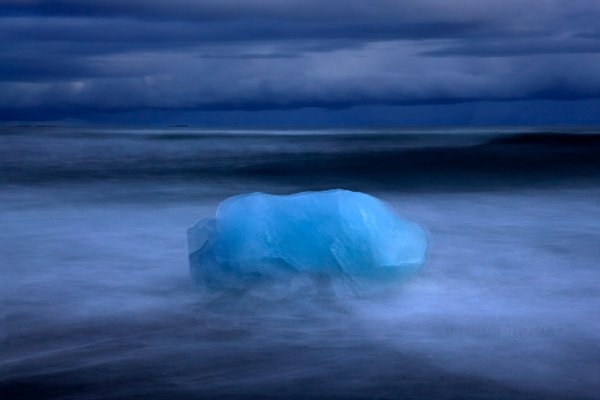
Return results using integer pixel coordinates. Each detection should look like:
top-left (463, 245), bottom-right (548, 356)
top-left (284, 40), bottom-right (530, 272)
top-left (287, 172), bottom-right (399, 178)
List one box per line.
top-left (188, 189), bottom-right (427, 290)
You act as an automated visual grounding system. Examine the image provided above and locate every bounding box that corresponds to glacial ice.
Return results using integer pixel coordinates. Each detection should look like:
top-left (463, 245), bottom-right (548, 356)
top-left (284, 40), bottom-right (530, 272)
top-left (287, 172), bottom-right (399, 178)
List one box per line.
top-left (187, 189), bottom-right (427, 291)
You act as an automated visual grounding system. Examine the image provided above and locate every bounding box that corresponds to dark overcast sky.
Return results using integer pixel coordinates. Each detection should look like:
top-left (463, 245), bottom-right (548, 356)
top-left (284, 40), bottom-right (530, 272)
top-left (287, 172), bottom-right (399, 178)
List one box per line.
top-left (2, 0), bottom-right (600, 126)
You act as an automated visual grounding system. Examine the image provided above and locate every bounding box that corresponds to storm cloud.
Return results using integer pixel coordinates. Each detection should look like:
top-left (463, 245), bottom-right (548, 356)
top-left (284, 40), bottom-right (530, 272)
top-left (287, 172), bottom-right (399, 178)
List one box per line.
top-left (1, 0), bottom-right (600, 122)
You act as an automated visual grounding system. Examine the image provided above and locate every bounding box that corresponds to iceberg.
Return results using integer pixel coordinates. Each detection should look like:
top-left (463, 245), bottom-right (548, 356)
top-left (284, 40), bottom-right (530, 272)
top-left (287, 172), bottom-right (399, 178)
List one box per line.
top-left (187, 189), bottom-right (427, 292)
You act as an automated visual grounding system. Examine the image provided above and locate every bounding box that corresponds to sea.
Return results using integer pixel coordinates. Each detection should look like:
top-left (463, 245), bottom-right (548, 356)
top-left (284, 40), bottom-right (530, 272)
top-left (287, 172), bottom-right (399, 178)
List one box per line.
top-left (1, 126), bottom-right (599, 399)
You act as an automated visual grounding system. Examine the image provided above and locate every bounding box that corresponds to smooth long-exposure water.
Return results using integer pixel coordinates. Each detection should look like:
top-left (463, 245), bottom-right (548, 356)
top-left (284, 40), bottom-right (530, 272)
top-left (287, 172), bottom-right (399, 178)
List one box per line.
top-left (1, 127), bottom-right (600, 399)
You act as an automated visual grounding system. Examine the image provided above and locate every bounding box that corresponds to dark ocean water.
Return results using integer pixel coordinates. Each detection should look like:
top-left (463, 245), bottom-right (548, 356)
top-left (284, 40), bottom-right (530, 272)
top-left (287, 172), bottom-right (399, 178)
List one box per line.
top-left (1, 127), bottom-right (600, 399)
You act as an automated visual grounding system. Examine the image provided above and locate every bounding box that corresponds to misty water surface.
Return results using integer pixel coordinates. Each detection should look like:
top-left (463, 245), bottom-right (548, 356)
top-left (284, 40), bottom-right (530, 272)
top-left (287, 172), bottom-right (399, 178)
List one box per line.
top-left (1, 127), bottom-right (599, 399)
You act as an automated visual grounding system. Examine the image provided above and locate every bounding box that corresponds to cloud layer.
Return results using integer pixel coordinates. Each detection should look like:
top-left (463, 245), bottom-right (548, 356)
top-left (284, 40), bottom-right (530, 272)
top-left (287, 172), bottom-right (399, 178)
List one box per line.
top-left (1, 0), bottom-right (600, 121)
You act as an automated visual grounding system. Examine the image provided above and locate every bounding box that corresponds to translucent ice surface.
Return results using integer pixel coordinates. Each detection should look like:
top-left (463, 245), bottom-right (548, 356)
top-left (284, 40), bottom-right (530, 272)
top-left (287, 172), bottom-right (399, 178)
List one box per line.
top-left (187, 189), bottom-right (427, 291)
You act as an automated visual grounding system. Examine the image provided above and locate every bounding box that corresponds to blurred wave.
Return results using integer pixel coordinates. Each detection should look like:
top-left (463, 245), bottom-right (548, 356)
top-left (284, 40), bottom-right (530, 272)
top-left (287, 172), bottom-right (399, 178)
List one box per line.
top-left (2, 127), bottom-right (600, 190)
